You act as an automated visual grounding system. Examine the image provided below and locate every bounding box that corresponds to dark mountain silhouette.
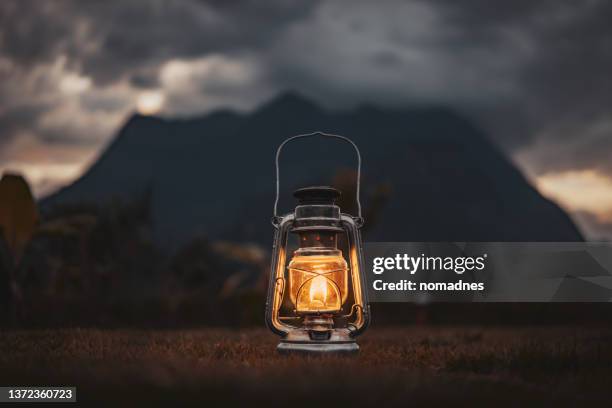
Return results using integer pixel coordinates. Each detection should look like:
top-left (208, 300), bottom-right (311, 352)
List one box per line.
top-left (42, 92), bottom-right (582, 248)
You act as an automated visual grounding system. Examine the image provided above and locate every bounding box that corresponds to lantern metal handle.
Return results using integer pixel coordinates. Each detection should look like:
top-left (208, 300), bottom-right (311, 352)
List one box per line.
top-left (273, 131), bottom-right (363, 227)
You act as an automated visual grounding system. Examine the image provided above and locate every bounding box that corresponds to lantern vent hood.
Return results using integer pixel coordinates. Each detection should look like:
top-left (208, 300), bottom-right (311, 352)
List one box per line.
top-left (293, 186), bottom-right (341, 206)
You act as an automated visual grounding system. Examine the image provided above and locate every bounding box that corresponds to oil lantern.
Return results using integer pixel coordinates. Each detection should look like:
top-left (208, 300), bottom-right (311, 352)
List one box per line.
top-left (265, 132), bottom-right (370, 354)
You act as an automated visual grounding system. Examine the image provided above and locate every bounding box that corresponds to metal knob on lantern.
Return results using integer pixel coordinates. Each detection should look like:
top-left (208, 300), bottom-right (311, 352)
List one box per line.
top-left (265, 132), bottom-right (371, 354)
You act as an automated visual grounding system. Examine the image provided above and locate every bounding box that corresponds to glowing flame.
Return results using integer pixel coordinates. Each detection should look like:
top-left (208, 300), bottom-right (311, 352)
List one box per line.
top-left (309, 275), bottom-right (328, 307)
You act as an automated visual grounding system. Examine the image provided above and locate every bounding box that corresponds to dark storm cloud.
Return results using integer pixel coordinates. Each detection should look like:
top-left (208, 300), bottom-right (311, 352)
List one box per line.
top-left (519, 1), bottom-right (612, 125)
top-left (1, 0), bottom-right (317, 85)
top-left (451, 0), bottom-right (612, 109)
top-left (0, 0), bottom-right (611, 177)
top-left (129, 71), bottom-right (160, 89)
top-left (0, 0), bottom-right (317, 149)
top-left (267, 0), bottom-right (611, 157)
top-left (0, 105), bottom-right (48, 144)
top-left (0, 2), bottom-right (73, 66)
top-left (428, 0), bottom-right (612, 170)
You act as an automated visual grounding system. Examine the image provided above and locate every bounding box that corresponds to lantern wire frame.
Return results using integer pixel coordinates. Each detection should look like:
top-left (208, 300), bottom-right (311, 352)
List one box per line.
top-left (265, 132), bottom-right (370, 341)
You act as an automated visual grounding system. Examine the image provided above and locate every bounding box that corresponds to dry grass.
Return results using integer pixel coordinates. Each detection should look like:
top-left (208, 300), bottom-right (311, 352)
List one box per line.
top-left (1, 327), bottom-right (611, 406)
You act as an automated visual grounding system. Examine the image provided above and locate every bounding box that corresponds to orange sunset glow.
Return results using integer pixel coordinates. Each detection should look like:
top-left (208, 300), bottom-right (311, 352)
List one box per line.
top-left (536, 170), bottom-right (612, 223)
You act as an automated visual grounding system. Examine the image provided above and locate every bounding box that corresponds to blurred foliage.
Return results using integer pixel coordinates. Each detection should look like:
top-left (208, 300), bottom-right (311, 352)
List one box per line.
top-left (0, 173), bottom-right (39, 265)
top-left (5, 186), bottom-right (268, 328)
top-left (0, 172), bottom-right (39, 322)
top-left (4, 173), bottom-right (610, 329)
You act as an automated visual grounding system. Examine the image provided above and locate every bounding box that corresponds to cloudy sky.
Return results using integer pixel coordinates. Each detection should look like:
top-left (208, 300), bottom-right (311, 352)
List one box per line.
top-left (1, 0), bottom-right (611, 239)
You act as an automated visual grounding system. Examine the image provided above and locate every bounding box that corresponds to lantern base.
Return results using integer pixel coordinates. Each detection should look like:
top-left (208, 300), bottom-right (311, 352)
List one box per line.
top-left (277, 340), bottom-right (359, 355)
top-left (277, 327), bottom-right (359, 355)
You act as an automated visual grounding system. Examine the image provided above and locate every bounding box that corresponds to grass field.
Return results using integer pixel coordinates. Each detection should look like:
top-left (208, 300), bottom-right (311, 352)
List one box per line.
top-left (1, 326), bottom-right (611, 406)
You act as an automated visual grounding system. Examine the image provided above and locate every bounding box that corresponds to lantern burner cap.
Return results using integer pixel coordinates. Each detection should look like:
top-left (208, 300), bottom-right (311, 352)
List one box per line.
top-left (293, 186), bottom-right (341, 205)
